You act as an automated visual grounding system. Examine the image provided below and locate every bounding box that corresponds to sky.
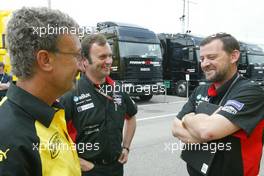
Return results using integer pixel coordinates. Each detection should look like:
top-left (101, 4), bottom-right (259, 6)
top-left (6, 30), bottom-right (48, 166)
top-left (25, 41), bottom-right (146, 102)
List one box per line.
top-left (2, 0), bottom-right (264, 44)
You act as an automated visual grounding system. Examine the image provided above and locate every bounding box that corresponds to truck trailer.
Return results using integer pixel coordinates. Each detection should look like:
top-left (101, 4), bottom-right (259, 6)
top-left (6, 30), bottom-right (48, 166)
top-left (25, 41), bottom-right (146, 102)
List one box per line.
top-left (159, 33), bottom-right (205, 97)
top-left (238, 42), bottom-right (264, 86)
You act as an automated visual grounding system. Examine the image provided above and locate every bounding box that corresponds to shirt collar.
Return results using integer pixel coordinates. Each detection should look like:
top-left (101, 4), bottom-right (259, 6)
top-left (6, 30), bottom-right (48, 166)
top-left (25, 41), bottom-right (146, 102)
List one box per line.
top-left (105, 76), bottom-right (115, 86)
top-left (215, 73), bottom-right (239, 97)
top-left (6, 83), bottom-right (62, 128)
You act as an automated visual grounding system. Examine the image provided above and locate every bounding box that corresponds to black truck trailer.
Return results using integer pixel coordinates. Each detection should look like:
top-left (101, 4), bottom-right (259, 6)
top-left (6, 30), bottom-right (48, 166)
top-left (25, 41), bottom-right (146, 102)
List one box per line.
top-left (159, 33), bottom-right (205, 97)
top-left (238, 42), bottom-right (264, 86)
top-left (159, 33), bottom-right (264, 97)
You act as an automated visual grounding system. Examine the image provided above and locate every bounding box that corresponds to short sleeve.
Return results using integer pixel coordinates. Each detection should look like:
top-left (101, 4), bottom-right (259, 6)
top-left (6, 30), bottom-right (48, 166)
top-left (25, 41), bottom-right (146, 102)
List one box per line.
top-left (218, 84), bottom-right (264, 135)
top-left (123, 93), bottom-right (137, 117)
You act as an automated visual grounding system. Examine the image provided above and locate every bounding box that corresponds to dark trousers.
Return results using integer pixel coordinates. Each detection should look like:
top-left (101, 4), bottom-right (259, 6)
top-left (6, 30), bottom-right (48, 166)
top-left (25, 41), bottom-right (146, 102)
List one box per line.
top-left (82, 161), bottom-right (123, 176)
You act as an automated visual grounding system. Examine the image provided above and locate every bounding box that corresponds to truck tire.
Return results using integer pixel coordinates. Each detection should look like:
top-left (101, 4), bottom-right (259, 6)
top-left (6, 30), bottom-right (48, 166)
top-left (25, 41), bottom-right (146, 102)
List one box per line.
top-left (139, 95), bottom-right (153, 101)
top-left (175, 80), bottom-right (187, 97)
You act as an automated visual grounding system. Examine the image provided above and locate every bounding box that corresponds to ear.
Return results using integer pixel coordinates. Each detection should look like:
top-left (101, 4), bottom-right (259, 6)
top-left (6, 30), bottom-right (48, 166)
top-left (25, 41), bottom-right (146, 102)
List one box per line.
top-left (77, 59), bottom-right (87, 72)
top-left (36, 50), bottom-right (53, 72)
top-left (230, 50), bottom-right (240, 64)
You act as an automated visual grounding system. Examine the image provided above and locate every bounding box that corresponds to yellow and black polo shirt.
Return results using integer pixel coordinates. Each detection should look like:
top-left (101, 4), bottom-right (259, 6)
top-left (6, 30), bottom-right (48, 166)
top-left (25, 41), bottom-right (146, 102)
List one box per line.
top-left (0, 84), bottom-right (81, 176)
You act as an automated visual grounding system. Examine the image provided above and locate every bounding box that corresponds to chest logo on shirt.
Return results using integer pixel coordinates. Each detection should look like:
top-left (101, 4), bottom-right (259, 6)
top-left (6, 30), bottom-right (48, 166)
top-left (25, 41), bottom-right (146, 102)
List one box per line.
top-left (49, 132), bottom-right (62, 159)
top-left (0, 148), bottom-right (10, 162)
top-left (196, 94), bottom-right (209, 102)
top-left (195, 94), bottom-right (210, 107)
top-left (73, 93), bottom-right (91, 102)
top-left (113, 93), bottom-right (122, 106)
top-left (77, 103), bottom-right (95, 112)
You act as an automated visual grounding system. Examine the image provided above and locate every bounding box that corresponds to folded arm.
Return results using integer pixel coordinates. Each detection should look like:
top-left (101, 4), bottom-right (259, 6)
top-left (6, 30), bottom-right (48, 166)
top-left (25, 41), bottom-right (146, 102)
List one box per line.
top-left (172, 116), bottom-right (203, 143)
top-left (182, 112), bottom-right (240, 142)
top-left (0, 82), bottom-right (10, 90)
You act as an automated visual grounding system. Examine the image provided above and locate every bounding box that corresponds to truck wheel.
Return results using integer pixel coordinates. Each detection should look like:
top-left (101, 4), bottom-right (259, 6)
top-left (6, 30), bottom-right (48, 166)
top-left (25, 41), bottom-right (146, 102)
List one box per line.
top-left (175, 80), bottom-right (187, 97)
top-left (139, 95), bottom-right (153, 101)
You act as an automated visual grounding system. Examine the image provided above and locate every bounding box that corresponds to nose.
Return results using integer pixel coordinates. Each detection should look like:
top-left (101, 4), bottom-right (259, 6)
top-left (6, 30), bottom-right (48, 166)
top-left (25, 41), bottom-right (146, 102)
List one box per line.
top-left (105, 55), bottom-right (113, 65)
top-left (201, 58), bottom-right (211, 68)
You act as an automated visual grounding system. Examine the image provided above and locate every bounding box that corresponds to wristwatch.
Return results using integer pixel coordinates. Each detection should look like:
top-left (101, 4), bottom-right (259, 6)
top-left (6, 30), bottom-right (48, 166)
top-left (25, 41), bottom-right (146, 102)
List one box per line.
top-left (122, 146), bottom-right (130, 152)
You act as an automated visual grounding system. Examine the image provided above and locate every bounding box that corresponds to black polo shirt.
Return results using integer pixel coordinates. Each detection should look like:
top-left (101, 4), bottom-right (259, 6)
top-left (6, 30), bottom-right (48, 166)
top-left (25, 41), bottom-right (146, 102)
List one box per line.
top-left (177, 73), bottom-right (264, 176)
top-left (60, 75), bottom-right (137, 162)
top-left (0, 84), bottom-right (81, 176)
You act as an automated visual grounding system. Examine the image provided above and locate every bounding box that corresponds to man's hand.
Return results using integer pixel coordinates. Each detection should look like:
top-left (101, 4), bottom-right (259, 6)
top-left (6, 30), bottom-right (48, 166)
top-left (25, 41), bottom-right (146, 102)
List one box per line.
top-left (172, 117), bottom-right (202, 143)
top-left (118, 148), bottom-right (129, 164)
top-left (79, 158), bottom-right (95, 172)
top-left (183, 112), bottom-right (240, 141)
top-left (182, 113), bottom-right (195, 128)
top-left (0, 82), bottom-right (10, 90)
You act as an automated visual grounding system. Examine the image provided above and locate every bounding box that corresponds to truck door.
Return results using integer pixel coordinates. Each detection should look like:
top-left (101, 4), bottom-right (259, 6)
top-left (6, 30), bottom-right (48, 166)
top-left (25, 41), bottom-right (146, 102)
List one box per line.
top-left (238, 51), bottom-right (249, 78)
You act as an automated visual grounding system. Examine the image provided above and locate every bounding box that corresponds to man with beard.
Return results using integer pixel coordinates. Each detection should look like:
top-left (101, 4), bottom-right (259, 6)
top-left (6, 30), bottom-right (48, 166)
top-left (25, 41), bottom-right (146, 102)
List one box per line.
top-left (60, 33), bottom-right (137, 176)
top-left (172, 33), bottom-right (264, 176)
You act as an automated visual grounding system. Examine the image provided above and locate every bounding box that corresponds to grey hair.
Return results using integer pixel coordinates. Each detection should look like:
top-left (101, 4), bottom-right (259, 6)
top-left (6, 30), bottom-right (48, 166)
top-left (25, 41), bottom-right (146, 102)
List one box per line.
top-left (6, 7), bottom-right (79, 79)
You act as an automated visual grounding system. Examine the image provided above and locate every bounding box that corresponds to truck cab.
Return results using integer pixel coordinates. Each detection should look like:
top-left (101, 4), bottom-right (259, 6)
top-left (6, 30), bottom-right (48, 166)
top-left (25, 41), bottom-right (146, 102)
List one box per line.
top-left (159, 33), bottom-right (204, 97)
top-left (238, 42), bottom-right (264, 86)
top-left (97, 22), bottom-right (164, 101)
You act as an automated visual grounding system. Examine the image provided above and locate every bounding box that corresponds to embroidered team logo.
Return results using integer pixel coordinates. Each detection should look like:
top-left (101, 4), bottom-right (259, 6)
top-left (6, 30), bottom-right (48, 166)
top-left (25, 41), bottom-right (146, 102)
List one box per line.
top-left (222, 100), bottom-right (244, 115)
top-left (0, 148), bottom-right (10, 162)
top-left (49, 132), bottom-right (62, 159)
top-left (73, 96), bottom-right (79, 102)
top-left (77, 103), bottom-right (95, 112)
top-left (196, 94), bottom-right (202, 100)
top-left (73, 93), bottom-right (91, 102)
top-left (224, 100), bottom-right (244, 111)
top-left (113, 94), bottom-right (122, 106)
top-left (195, 94), bottom-right (209, 107)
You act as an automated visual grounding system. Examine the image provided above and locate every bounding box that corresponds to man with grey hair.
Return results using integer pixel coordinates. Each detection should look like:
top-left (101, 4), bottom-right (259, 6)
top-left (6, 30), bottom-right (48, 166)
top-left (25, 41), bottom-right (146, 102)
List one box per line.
top-left (0, 7), bottom-right (82, 175)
